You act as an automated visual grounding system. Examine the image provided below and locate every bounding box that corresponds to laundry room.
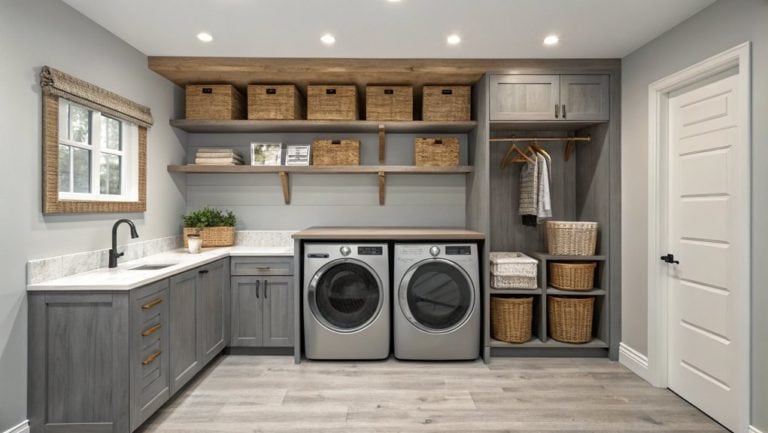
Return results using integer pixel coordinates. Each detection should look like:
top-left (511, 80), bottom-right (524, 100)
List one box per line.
top-left (1, 1), bottom-right (767, 432)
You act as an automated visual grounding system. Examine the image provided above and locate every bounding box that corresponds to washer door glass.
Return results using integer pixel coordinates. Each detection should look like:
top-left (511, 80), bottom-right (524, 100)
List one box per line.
top-left (311, 261), bottom-right (382, 332)
top-left (403, 260), bottom-right (473, 332)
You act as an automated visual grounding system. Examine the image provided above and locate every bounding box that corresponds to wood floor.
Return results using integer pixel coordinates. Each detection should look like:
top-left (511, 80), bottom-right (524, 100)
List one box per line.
top-left (137, 356), bottom-right (726, 433)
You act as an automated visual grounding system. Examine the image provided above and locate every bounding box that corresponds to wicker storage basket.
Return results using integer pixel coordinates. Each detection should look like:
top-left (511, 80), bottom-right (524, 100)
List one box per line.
top-left (548, 296), bottom-right (594, 344)
top-left (549, 262), bottom-right (597, 291)
top-left (491, 296), bottom-right (533, 343)
top-left (183, 227), bottom-right (236, 248)
top-left (247, 85), bottom-right (304, 120)
top-left (422, 86), bottom-right (471, 121)
top-left (307, 85), bottom-right (358, 120)
top-left (366, 86), bottom-right (413, 121)
top-left (186, 84), bottom-right (245, 120)
top-left (546, 221), bottom-right (599, 256)
top-left (414, 137), bottom-right (460, 167)
top-left (312, 139), bottom-right (360, 166)
top-left (490, 252), bottom-right (538, 276)
top-left (491, 274), bottom-right (537, 290)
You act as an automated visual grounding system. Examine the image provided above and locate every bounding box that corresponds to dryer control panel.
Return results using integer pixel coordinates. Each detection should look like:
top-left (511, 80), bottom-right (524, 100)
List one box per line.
top-left (358, 246), bottom-right (383, 255)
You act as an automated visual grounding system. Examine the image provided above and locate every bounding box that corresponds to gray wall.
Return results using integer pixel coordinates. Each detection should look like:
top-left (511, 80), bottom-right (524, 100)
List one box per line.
top-left (0, 0), bottom-right (186, 430)
top-left (620, 0), bottom-right (768, 429)
top-left (184, 133), bottom-right (468, 228)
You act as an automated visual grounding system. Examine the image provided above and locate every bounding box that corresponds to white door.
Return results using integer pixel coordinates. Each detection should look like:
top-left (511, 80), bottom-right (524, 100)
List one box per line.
top-left (666, 69), bottom-right (747, 432)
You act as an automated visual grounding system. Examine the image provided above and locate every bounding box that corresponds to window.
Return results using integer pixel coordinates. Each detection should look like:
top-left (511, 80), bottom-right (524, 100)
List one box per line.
top-left (57, 100), bottom-right (139, 202)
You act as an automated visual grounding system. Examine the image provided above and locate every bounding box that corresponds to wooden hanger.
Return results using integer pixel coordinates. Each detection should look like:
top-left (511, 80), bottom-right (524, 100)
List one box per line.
top-left (501, 144), bottom-right (535, 168)
top-left (529, 141), bottom-right (551, 160)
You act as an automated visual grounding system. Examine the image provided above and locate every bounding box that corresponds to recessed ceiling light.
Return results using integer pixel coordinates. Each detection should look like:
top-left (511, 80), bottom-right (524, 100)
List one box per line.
top-left (320, 33), bottom-right (336, 45)
top-left (387, 0), bottom-right (402, 2)
top-left (543, 35), bottom-right (560, 46)
top-left (447, 34), bottom-right (461, 45)
top-left (196, 32), bottom-right (213, 43)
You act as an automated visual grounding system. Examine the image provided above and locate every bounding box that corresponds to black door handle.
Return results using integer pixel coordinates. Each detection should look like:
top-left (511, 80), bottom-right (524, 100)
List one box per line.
top-left (660, 254), bottom-right (680, 264)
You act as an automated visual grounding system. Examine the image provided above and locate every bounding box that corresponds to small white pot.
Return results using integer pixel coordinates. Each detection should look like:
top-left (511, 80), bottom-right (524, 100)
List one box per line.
top-left (188, 236), bottom-right (202, 254)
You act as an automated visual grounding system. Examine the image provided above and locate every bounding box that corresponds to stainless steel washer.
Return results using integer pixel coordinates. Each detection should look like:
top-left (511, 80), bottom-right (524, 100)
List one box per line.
top-left (393, 243), bottom-right (481, 360)
top-left (303, 243), bottom-right (390, 360)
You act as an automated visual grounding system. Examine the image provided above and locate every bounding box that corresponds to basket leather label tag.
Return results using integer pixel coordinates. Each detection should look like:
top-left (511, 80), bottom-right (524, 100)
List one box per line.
top-left (384, 89), bottom-right (394, 95)
top-left (202, 88), bottom-right (213, 94)
top-left (326, 89), bottom-right (337, 95)
top-left (266, 88), bottom-right (277, 94)
top-left (442, 89), bottom-right (453, 95)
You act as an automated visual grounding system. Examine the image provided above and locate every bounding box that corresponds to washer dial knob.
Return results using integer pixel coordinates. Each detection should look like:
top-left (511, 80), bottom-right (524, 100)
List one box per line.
top-left (429, 246), bottom-right (441, 257)
top-left (340, 246), bottom-right (352, 256)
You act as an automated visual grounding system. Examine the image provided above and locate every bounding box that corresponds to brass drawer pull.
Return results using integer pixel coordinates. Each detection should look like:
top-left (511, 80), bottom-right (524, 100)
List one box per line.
top-left (141, 299), bottom-right (163, 310)
top-left (255, 267), bottom-right (271, 271)
top-left (141, 324), bottom-right (161, 337)
top-left (142, 350), bottom-right (161, 365)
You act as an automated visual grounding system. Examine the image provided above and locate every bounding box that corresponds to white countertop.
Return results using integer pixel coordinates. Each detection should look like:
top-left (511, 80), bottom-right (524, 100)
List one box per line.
top-left (27, 246), bottom-right (294, 292)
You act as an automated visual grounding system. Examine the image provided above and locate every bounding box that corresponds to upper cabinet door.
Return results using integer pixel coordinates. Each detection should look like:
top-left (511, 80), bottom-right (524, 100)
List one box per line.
top-left (490, 75), bottom-right (560, 121)
top-left (559, 75), bottom-right (610, 121)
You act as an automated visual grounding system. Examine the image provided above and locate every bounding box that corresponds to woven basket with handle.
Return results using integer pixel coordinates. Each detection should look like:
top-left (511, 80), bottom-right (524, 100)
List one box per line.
top-left (312, 139), bottom-right (360, 165)
top-left (183, 227), bottom-right (235, 248)
top-left (548, 296), bottom-right (594, 344)
top-left (491, 296), bottom-right (533, 343)
top-left (414, 137), bottom-right (459, 167)
top-left (549, 262), bottom-right (597, 291)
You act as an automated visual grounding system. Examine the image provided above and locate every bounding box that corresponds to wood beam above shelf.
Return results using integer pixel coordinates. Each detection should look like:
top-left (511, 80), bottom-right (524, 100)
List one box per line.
top-left (169, 119), bottom-right (477, 134)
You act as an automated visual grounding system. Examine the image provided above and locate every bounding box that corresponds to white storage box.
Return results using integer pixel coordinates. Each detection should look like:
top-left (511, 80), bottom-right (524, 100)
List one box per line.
top-left (490, 252), bottom-right (538, 276)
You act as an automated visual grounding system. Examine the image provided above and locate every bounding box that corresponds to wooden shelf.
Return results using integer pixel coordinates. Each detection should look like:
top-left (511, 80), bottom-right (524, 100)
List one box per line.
top-left (490, 337), bottom-right (608, 349)
top-left (170, 119), bottom-right (478, 134)
top-left (167, 165), bottom-right (473, 174)
top-left (547, 287), bottom-right (606, 296)
top-left (489, 287), bottom-right (543, 295)
top-left (168, 165), bottom-right (472, 206)
top-left (490, 120), bottom-right (607, 131)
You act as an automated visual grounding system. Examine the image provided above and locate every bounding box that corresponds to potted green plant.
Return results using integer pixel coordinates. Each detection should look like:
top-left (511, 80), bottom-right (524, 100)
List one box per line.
top-left (182, 206), bottom-right (237, 248)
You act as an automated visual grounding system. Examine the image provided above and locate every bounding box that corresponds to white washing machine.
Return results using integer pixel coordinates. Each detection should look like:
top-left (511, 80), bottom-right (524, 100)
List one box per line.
top-left (393, 243), bottom-right (481, 360)
top-left (303, 243), bottom-right (390, 360)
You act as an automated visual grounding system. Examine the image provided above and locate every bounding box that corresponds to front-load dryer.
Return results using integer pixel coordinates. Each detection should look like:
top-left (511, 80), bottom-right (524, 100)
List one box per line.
top-left (393, 243), bottom-right (481, 360)
top-left (303, 243), bottom-right (390, 360)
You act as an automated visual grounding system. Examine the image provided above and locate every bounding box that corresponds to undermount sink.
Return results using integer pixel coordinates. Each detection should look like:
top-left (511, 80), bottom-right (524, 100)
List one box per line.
top-left (130, 263), bottom-right (177, 271)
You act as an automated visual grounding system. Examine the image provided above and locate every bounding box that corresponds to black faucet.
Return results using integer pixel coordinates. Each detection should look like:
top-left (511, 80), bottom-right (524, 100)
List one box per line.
top-left (109, 219), bottom-right (139, 268)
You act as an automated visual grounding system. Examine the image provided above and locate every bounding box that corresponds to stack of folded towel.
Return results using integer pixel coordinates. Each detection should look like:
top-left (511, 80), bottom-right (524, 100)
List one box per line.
top-left (194, 148), bottom-right (244, 165)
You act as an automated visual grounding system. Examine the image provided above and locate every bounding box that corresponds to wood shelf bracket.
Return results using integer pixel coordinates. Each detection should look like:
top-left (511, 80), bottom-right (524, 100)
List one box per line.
top-left (378, 124), bottom-right (386, 164)
top-left (279, 171), bottom-right (290, 205)
top-left (378, 171), bottom-right (386, 206)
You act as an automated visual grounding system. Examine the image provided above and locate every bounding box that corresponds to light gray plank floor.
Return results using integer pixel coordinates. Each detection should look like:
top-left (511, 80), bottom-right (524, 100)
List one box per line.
top-left (137, 356), bottom-right (727, 433)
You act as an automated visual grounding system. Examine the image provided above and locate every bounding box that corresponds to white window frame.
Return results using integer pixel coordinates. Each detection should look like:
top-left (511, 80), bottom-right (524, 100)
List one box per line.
top-left (57, 99), bottom-right (139, 202)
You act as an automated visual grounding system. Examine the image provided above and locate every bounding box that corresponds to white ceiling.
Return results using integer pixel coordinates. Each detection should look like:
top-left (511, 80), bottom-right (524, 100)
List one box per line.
top-left (62, 0), bottom-right (715, 59)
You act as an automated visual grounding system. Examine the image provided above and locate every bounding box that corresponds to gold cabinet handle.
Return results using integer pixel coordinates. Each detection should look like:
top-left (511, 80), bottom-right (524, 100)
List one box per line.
top-left (142, 350), bottom-right (161, 365)
top-left (141, 324), bottom-right (161, 337)
top-left (255, 266), bottom-right (271, 271)
top-left (141, 298), bottom-right (162, 310)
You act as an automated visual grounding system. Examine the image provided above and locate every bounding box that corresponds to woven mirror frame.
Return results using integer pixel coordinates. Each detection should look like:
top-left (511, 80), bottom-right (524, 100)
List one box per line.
top-left (40, 66), bottom-right (153, 214)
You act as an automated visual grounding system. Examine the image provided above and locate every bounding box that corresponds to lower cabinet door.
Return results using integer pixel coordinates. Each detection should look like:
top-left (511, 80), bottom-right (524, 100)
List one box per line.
top-left (262, 276), bottom-right (294, 347)
top-left (199, 259), bottom-right (229, 365)
top-left (129, 280), bottom-right (170, 431)
top-left (169, 269), bottom-right (200, 395)
top-left (230, 276), bottom-right (264, 347)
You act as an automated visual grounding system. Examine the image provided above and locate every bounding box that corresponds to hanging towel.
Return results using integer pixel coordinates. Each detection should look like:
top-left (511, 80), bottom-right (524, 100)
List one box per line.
top-left (537, 153), bottom-right (552, 220)
top-left (518, 158), bottom-right (538, 226)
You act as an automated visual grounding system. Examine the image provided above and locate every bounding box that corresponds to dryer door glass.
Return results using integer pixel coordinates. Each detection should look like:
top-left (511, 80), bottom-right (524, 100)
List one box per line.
top-left (405, 261), bottom-right (473, 332)
top-left (313, 262), bottom-right (381, 331)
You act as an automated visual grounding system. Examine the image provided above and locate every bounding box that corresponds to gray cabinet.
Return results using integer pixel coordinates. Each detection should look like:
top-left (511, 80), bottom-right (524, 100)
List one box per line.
top-left (490, 74), bottom-right (609, 121)
top-left (230, 257), bottom-right (294, 348)
top-left (129, 280), bottom-right (170, 431)
top-left (198, 259), bottom-right (230, 364)
top-left (169, 268), bottom-right (200, 395)
top-left (29, 292), bottom-right (131, 433)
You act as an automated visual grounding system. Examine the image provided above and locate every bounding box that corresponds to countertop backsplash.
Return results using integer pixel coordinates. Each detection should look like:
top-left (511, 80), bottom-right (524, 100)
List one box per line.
top-left (27, 230), bottom-right (297, 284)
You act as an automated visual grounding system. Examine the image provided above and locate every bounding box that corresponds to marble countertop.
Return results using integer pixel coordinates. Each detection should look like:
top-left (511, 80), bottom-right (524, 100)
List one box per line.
top-left (27, 246), bottom-right (293, 292)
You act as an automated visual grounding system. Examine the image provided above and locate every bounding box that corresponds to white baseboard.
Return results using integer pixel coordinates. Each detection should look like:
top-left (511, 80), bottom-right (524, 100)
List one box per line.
top-left (750, 426), bottom-right (765, 433)
top-left (3, 420), bottom-right (29, 433)
top-left (619, 342), bottom-right (651, 383)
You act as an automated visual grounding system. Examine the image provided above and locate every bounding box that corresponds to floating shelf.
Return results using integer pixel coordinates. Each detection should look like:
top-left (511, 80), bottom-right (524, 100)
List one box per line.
top-left (533, 253), bottom-right (607, 262)
top-left (490, 338), bottom-right (608, 349)
top-left (170, 119), bottom-right (478, 134)
top-left (167, 164), bottom-right (472, 206)
top-left (490, 120), bottom-right (607, 131)
top-left (547, 287), bottom-right (607, 296)
top-left (489, 287), bottom-right (543, 295)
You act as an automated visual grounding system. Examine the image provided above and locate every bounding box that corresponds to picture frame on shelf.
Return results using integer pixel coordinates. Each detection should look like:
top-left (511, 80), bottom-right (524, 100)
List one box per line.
top-left (251, 142), bottom-right (283, 166)
top-left (285, 144), bottom-right (311, 166)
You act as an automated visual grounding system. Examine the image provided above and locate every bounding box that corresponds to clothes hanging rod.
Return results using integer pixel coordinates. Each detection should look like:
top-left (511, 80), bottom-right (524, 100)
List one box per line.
top-left (489, 137), bottom-right (591, 143)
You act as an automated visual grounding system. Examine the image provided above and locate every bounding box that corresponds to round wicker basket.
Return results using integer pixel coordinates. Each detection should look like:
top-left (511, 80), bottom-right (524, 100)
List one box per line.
top-left (549, 262), bottom-right (597, 291)
top-left (548, 296), bottom-right (595, 344)
top-left (546, 221), bottom-right (598, 256)
top-left (491, 296), bottom-right (533, 343)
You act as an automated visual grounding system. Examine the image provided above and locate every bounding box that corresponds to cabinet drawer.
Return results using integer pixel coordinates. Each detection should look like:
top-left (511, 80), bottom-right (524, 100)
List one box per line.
top-left (231, 257), bottom-right (293, 276)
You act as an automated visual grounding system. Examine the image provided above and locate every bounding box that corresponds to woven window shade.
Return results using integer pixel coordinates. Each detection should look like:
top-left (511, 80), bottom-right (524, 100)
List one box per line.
top-left (40, 66), bottom-right (153, 128)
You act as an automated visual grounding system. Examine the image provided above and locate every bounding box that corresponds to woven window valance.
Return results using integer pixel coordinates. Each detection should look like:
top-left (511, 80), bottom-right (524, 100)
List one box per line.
top-left (40, 66), bottom-right (153, 128)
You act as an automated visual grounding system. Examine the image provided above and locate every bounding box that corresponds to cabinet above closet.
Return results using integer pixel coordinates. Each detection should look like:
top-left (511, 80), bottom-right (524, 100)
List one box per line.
top-left (489, 74), bottom-right (609, 122)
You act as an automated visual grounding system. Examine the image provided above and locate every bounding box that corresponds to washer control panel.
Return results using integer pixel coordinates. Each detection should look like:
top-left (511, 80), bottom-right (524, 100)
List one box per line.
top-left (445, 246), bottom-right (472, 255)
top-left (358, 246), bottom-right (383, 255)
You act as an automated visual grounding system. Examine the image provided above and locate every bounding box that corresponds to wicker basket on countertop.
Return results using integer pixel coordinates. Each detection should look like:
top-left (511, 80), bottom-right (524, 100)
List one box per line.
top-left (546, 221), bottom-right (599, 256)
top-left (422, 86), bottom-right (471, 121)
top-left (414, 137), bottom-right (459, 167)
top-left (549, 262), bottom-right (597, 291)
top-left (312, 139), bottom-right (360, 166)
top-left (548, 296), bottom-right (594, 344)
top-left (186, 84), bottom-right (245, 120)
top-left (183, 226), bottom-right (235, 248)
top-left (491, 296), bottom-right (533, 343)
